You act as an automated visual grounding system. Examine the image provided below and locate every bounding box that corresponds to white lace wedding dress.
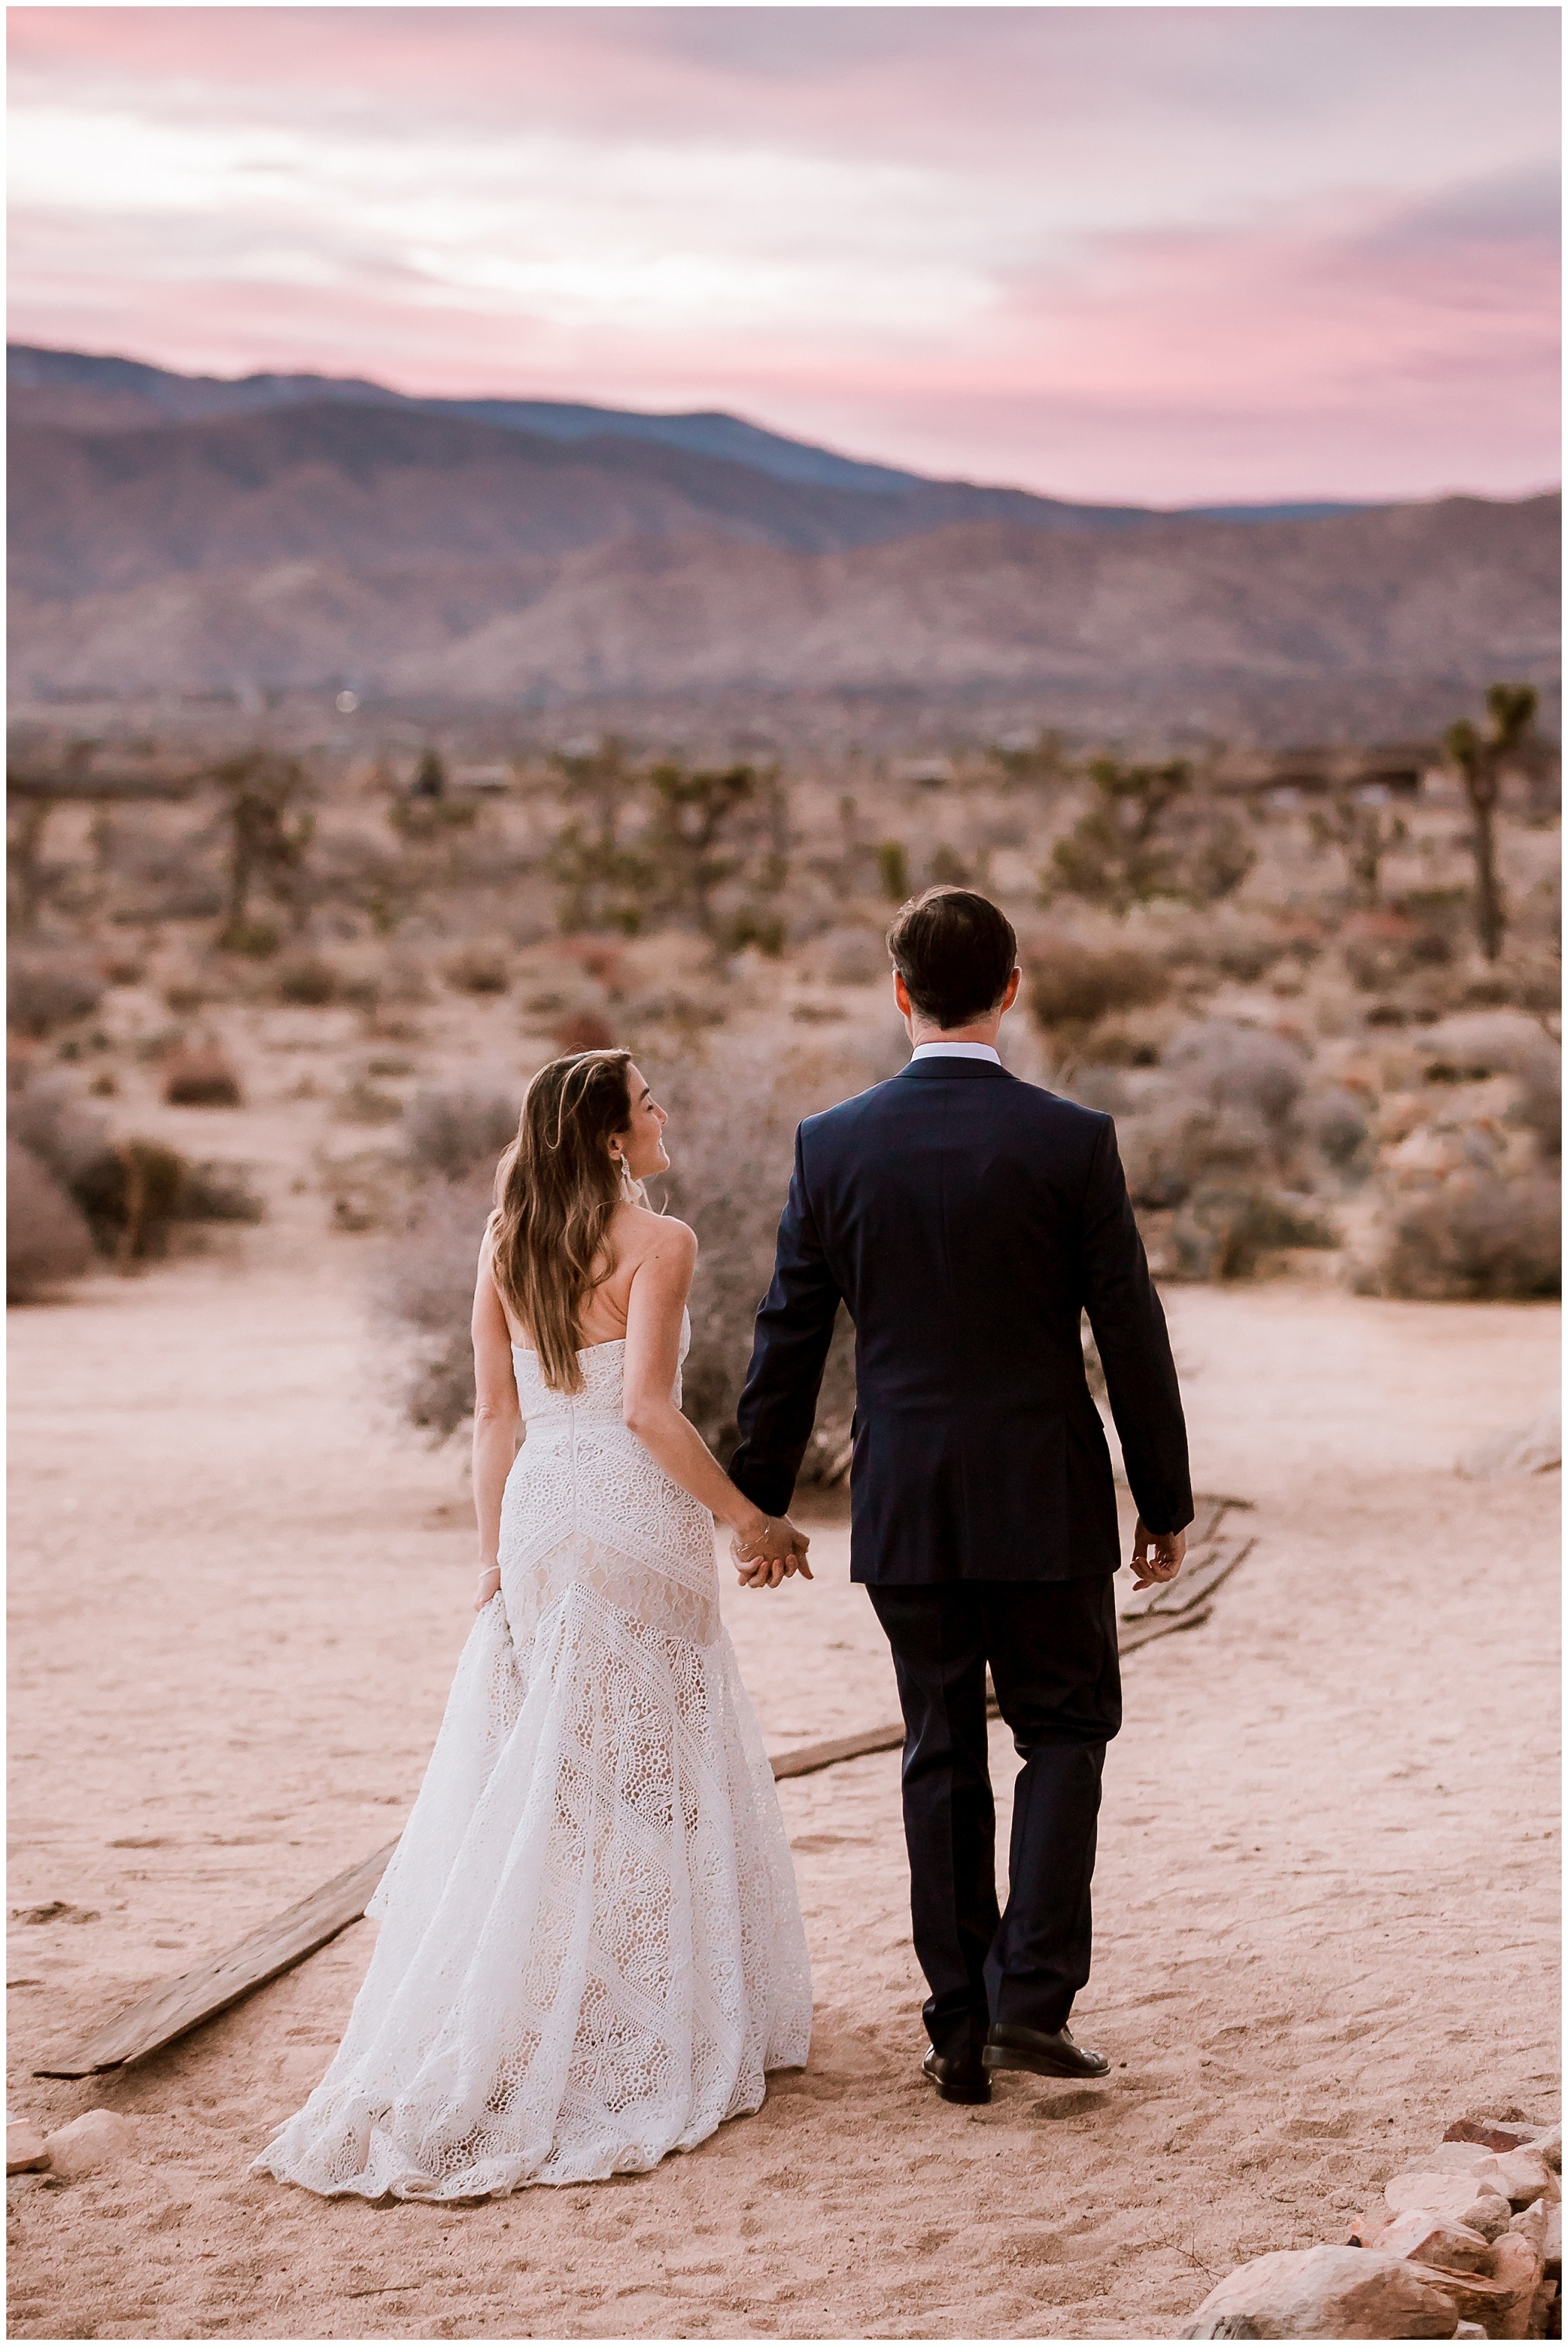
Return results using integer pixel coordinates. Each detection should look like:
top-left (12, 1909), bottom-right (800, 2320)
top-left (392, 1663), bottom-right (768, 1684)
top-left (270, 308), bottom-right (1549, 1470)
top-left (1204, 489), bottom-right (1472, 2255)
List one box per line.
top-left (254, 1315), bottom-right (812, 2199)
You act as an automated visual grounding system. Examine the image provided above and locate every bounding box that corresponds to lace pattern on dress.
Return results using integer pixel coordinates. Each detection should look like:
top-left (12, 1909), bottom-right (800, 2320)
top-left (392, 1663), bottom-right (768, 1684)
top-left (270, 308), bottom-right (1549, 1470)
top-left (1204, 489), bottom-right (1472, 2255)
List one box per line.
top-left (253, 1310), bottom-right (810, 2200)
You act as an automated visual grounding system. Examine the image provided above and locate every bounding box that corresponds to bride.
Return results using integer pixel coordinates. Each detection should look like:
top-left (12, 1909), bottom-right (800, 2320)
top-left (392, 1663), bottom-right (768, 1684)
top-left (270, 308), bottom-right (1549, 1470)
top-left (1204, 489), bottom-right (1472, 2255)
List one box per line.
top-left (255, 1049), bottom-right (814, 2199)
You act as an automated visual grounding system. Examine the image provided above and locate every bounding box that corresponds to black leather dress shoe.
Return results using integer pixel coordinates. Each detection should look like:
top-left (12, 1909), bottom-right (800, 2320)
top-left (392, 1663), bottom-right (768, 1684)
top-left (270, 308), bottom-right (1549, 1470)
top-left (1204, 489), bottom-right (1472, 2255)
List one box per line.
top-left (982, 2022), bottom-right (1110, 2081)
top-left (921, 2046), bottom-right (991, 2104)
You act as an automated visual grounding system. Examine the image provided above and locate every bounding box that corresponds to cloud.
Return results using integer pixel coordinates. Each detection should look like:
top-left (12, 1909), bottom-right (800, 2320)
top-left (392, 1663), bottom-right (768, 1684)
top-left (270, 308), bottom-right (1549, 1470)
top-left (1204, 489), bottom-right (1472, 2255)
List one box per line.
top-left (6, 6), bottom-right (1559, 501)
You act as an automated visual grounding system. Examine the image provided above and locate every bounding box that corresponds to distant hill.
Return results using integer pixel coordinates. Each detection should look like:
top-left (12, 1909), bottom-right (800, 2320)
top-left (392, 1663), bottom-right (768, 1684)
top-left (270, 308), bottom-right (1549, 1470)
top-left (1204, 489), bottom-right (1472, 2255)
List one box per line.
top-left (6, 342), bottom-right (1369, 519)
top-left (8, 345), bottom-right (1557, 732)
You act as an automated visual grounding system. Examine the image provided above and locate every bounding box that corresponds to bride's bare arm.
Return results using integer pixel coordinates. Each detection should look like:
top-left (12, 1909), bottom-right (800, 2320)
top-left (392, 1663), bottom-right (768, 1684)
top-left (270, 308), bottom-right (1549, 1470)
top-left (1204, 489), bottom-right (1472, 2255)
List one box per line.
top-left (622, 1221), bottom-right (807, 1581)
top-left (470, 1241), bottom-right (522, 1609)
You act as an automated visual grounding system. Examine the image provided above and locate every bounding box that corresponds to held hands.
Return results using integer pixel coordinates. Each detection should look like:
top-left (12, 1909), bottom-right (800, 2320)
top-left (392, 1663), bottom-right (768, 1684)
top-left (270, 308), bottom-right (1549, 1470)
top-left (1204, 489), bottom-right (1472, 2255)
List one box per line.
top-left (1130, 1517), bottom-right (1186, 1592)
top-left (731, 1512), bottom-right (813, 1591)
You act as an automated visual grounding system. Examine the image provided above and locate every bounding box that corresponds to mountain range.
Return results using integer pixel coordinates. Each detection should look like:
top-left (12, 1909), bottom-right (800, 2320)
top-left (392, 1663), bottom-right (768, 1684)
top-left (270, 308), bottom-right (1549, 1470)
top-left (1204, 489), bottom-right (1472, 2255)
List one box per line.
top-left (8, 345), bottom-right (1559, 733)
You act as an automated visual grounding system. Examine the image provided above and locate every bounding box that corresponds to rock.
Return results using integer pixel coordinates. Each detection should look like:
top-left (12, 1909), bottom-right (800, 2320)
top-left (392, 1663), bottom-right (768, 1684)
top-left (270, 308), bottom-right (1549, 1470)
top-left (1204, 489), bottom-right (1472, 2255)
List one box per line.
top-left (1344, 2212), bottom-right (1386, 2248)
top-left (1404, 2261), bottom-right (1527, 2332)
top-left (6, 2123), bottom-right (49, 2175)
top-left (1431, 2145), bottom-right (1520, 2172)
top-left (1526, 2278), bottom-right (1557, 2340)
top-left (1453, 2325), bottom-right (1487, 2340)
top-left (1386, 2174), bottom-right (1516, 2239)
top-left (42, 2108), bottom-right (135, 2178)
top-left (1511, 2204), bottom-right (1550, 2259)
top-left (1374, 2213), bottom-right (1495, 2274)
top-left (1179, 2246), bottom-right (1460, 2338)
top-left (1489, 2151), bottom-right (1559, 2211)
top-left (1542, 2204), bottom-right (1560, 2281)
top-left (1449, 2123), bottom-right (1550, 2156)
top-left (8, 1902), bottom-right (100, 1926)
top-left (1530, 2126), bottom-right (1562, 2176)
top-left (1488, 2231), bottom-right (1546, 2337)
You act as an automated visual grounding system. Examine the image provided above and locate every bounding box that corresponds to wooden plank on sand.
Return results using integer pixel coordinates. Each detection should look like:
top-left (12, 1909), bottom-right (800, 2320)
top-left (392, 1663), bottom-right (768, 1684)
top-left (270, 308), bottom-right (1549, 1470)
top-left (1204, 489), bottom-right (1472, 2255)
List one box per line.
top-left (34, 1844), bottom-right (396, 2080)
top-left (37, 1541), bottom-right (1246, 2078)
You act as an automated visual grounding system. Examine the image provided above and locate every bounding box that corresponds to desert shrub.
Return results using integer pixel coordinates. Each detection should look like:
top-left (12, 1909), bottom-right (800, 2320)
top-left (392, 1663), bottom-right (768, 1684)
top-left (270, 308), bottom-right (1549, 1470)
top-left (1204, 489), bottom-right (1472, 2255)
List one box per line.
top-left (1514, 1061), bottom-right (1562, 1161)
top-left (1120, 1101), bottom-right (1272, 1211)
top-left (1168, 1187), bottom-right (1338, 1282)
top-left (336, 1079), bottom-right (404, 1126)
top-left (70, 1138), bottom-right (188, 1259)
top-left (443, 944), bottom-right (510, 995)
top-left (1162, 1021), bottom-right (1306, 1133)
top-left (815, 926), bottom-right (886, 988)
top-left (1027, 940), bottom-right (1167, 1031)
top-left (374, 1173), bottom-right (494, 1434)
top-left (162, 1044), bottom-right (243, 1107)
top-left (719, 906), bottom-right (786, 957)
top-left (1373, 1175), bottom-right (1560, 1300)
top-left (1417, 1011), bottom-right (1556, 1085)
top-left (1304, 1086), bottom-right (1372, 1173)
top-left (554, 1010), bottom-right (618, 1053)
top-left (876, 841), bottom-right (911, 903)
top-left (276, 956), bottom-right (342, 1006)
top-left (8, 1140), bottom-right (93, 1300)
top-left (650, 1039), bottom-right (876, 1471)
top-left (8, 956), bottom-right (104, 1038)
top-left (215, 918), bottom-right (280, 958)
top-left (404, 1088), bottom-right (518, 1185)
top-left (179, 1161), bottom-right (266, 1223)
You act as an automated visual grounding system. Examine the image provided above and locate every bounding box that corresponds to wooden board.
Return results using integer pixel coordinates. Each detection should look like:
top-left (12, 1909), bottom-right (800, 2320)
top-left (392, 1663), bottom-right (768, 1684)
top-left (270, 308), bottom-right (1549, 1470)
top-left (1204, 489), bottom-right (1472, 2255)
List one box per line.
top-left (37, 1532), bottom-right (1251, 2078)
top-left (34, 1844), bottom-right (396, 2080)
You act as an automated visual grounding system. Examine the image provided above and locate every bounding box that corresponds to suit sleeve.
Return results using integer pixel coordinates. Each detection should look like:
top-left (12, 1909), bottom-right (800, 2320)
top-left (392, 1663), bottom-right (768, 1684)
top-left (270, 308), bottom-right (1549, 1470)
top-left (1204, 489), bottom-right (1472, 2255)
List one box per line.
top-left (727, 1127), bottom-right (844, 1517)
top-left (1080, 1117), bottom-right (1193, 1536)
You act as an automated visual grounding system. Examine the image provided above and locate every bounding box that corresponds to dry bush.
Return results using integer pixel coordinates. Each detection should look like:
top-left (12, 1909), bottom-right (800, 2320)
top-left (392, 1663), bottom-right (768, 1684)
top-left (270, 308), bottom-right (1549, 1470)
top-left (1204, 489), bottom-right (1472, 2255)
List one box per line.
top-left (554, 1010), bottom-right (618, 1052)
top-left (162, 1043), bottom-right (243, 1107)
top-left (1162, 1020), bottom-right (1306, 1132)
top-left (9, 1074), bottom-right (262, 1265)
top-left (1303, 1086), bottom-right (1373, 1174)
top-left (275, 956), bottom-right (342, 1006)
top-left (1025, 940), bottom-right (1168, 1049)
top-left (336, 1078), bottom-right (404, 1127)
top-left (811, 926), bottom-right (887, 988)
top-left (649, 1038), bottom-right (880, 1472)
top-left (8, 955), bottom-right (104, 1038)
top-left (1372, 1174), bottom-right (1560, 1300)
top-left (1167, 1186), bottom-right (1337, 1282)
top-left (443, 943), bottom-right (510, 995)
top-left (8, 1140), bottom-right (94, 1300)
top-left (375, 1173), bottom-right (495, 1435)
top-left (404, 1088), bottom-right (518, 1184)
top-left (1120, 1101), bottom-right (1273, 1211)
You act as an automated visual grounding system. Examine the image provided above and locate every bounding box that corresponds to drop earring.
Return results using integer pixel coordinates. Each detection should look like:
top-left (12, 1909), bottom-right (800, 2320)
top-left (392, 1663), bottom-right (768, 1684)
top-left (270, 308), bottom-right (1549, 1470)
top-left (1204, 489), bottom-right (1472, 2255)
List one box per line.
top-left (612, 1150), bottom-right (640, 1204)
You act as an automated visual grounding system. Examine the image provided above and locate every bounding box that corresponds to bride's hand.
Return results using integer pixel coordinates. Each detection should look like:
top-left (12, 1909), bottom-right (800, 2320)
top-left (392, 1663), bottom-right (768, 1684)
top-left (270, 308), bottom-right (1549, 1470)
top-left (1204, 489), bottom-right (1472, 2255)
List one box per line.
top-left (474, 1562), bottom-right (502, 1611)
top-left (731, 1513), bottom-right (812, 1590)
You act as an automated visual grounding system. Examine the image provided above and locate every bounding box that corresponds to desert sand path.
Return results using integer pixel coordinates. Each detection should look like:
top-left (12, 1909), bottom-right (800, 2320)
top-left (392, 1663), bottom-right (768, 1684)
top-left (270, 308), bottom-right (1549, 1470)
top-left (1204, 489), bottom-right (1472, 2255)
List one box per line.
top-left (8, 1219), bottom-right (1559, 2340)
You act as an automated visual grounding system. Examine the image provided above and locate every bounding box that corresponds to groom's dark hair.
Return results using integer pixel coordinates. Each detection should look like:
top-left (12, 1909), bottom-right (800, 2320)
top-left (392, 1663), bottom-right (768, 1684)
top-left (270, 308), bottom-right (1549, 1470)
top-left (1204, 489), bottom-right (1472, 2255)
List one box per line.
top-left (887, 887), bottom-right (1018, 1030)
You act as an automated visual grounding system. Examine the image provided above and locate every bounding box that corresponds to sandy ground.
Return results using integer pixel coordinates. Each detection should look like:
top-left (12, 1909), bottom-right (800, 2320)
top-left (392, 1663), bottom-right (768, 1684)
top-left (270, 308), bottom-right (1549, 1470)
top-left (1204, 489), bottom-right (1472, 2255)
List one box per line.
top-left (7, 1189), bottom-right (1560, 2340)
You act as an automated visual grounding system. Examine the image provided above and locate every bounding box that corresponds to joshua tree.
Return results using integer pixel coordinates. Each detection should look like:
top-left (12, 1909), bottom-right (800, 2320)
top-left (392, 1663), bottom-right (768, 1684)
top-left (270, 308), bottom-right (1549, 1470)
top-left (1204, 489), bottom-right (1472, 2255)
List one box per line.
top-left (548, 738), bottom-right (653, 933)
top-left (1046, 757), bottom-right (1192, 914)
top-left (1444, 683), bottom-right (1538, 962)
top-left (1308, 786), bottom-right (1407, 908)
top-left (211, 750), bottom-right (315, 951)
top-left (647, 760), bottom-right (756, 935)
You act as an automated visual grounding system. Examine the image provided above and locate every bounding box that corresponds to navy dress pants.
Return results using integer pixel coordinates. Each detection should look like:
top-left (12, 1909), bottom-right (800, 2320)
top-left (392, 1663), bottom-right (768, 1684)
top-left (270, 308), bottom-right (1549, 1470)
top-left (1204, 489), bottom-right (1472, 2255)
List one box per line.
top-left (867, 1575), bottom-right (1122, 2064)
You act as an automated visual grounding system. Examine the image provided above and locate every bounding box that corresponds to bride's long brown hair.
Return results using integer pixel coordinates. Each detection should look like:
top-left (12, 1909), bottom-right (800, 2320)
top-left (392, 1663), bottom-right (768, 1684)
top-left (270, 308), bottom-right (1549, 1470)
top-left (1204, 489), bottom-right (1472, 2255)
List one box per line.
top-left (489, 1049), bottom-right (635, 1394)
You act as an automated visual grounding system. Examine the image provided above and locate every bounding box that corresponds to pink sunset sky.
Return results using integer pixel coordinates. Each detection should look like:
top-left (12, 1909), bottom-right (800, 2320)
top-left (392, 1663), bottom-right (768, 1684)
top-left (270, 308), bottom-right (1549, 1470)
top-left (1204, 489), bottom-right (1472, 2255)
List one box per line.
top-left (7, 6), bottom-right (1560, 505)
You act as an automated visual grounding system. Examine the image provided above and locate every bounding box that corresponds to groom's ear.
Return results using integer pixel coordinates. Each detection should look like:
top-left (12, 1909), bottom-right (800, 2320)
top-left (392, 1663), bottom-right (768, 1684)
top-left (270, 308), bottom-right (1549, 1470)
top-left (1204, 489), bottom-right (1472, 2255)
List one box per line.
top-left (1000, 967), bottom-right (1022, 1012)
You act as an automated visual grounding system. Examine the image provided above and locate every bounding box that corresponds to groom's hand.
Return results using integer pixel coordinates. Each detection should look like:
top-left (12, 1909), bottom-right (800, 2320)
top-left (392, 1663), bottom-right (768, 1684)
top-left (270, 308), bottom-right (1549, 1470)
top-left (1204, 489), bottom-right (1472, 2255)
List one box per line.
top-left (732, 1514), bottom-right (813, 1589)
top-left (1130, 1518), bottom-right (1185, 1590)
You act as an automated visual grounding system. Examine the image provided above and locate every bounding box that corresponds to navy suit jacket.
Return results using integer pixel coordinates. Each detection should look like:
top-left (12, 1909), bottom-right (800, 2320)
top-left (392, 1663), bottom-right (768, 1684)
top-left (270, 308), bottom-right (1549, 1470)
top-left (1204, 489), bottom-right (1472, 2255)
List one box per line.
top-left (728, 1056), bottom-right (1192, 1584)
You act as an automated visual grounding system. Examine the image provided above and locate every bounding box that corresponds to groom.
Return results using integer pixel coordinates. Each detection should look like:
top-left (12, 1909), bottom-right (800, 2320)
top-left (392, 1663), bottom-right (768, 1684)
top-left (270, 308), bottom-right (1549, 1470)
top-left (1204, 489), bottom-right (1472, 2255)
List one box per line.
top-left (728, 887), bottom-right (1192, 2104)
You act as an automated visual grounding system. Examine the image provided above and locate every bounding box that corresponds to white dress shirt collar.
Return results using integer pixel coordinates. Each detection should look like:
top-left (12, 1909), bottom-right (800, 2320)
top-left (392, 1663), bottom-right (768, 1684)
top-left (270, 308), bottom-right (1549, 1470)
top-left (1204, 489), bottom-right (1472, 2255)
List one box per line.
top-left (909, 1041), bottom-right (1002, 1065)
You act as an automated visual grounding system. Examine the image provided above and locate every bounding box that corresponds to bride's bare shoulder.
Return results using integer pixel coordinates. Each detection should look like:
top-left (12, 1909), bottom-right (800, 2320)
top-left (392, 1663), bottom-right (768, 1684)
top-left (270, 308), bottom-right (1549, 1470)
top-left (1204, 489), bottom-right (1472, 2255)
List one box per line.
top-left (619, 1203), bottom-right (696, 1263)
